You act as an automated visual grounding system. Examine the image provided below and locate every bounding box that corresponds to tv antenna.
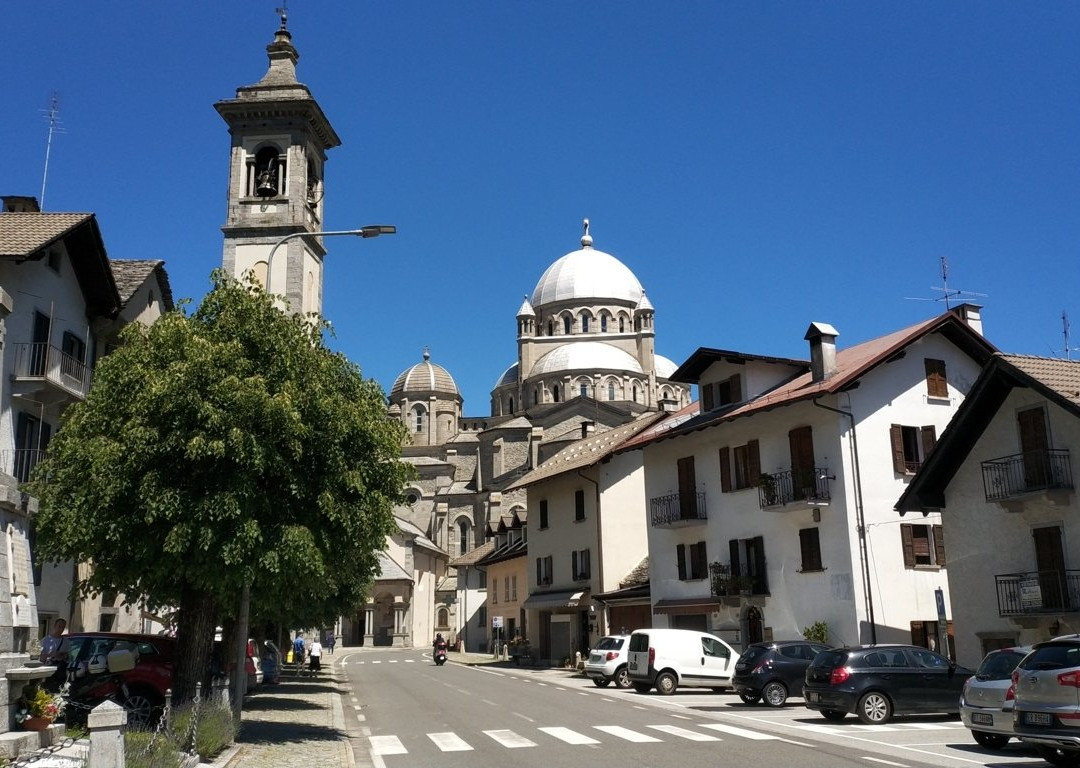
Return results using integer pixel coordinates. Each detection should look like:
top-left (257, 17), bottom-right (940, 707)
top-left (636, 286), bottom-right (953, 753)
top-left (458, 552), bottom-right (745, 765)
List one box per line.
top-left (904, 255), bottom-right (987, 310)
top-left (1051, 311), bottom-right (1080, 360)
top-left (40, 92), bottom-right (66, 211)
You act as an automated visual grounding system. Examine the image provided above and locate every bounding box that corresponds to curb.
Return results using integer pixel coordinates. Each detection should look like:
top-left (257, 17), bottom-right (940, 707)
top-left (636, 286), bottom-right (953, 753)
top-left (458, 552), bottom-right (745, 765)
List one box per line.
top-left (198, 742), bottom-right (243, 768)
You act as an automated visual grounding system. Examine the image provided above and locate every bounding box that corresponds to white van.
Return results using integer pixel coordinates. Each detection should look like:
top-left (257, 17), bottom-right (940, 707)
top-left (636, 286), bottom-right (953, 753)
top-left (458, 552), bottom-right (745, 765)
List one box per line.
top-left (627, 628), bottom-right (740, 695)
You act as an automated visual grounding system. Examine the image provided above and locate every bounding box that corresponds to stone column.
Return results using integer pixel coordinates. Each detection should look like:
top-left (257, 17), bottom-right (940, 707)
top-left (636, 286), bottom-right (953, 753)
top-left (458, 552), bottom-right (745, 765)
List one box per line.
top-left (88, 699), bottom-right (126, 768)
top-left (363, 604), bottom-right (375, 647)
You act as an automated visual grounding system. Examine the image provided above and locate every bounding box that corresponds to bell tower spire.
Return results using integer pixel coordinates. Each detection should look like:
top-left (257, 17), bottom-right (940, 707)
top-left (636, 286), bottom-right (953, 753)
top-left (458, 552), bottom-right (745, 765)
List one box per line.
top-left (215, 13), bottom-right (341, 315)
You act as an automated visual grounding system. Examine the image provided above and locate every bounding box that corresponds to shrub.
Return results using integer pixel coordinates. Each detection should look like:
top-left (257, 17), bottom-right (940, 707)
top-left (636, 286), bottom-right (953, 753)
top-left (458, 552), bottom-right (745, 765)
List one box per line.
top-left (803, 620), bottom-right (829, 644)
top-left (170, 701), bottom-right (238, 761)
top-left (124, 730), bottom-right (184, 768)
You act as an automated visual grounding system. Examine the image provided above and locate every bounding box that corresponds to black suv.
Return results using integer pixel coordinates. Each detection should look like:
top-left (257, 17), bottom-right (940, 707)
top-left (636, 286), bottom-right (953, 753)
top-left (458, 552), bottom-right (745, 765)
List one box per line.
top-left (803, 644), bottom-right (972, 724)
top-left (732, 640), bottom-right (830, 707)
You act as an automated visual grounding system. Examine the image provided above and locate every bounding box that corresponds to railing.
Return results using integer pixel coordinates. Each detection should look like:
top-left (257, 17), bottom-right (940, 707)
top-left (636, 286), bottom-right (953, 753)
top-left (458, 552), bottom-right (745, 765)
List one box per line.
top-left (650, 491), bottom-right (707, 526)
top-left (996, 569), bottom-right (1080, 615)
top-left (759, 467), bottom-right (832, 509)
top-left (12, 342), bottom-right (92, 398)
top-left (0, 449), bottom-right (47, 483)
top-left (982, 449), bottom-right (1073, 502)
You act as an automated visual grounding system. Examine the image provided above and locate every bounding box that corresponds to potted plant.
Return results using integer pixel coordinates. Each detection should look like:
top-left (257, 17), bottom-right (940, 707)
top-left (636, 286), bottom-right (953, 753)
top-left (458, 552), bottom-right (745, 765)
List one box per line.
top-left (729, 575), bottom-right (756, 596)
top-left (759, 473), bottom-right (780, 506)
top-left (15, 682), bottom-right (64, 731)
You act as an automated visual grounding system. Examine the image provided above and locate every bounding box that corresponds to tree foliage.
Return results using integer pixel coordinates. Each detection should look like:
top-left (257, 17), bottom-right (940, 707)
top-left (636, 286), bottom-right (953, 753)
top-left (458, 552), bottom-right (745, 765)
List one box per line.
top-left (32, 272), bottom-right (410, 697)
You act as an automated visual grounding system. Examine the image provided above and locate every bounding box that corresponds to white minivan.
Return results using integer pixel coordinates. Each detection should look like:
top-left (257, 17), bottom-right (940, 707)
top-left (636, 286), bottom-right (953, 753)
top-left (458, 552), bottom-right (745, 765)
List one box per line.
top-left (627, 628), bottom-right (740, 695)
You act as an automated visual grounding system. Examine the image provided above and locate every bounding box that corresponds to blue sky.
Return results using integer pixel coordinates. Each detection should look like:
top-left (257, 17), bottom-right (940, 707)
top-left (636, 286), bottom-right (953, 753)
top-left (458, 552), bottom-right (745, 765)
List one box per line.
top-left (5, 2), bottom-right (1079, 412)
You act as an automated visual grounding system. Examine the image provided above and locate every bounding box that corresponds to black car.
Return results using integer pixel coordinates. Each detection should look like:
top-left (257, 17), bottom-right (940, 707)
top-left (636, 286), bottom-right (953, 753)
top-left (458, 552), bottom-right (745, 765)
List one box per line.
top-left (732, 640), bottom-right (830, 707)
top-left (803, 644), bottom-right (973, 724)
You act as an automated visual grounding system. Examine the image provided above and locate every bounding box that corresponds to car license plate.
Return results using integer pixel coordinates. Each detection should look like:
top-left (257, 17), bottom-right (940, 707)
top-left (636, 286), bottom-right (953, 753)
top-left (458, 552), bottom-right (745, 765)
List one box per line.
top-left (1025, 712), bottom-right (1053, 726)
top-left (970, 712), bottom-right (993, 726)
top-left (806, 691), bottom-right (819, 703)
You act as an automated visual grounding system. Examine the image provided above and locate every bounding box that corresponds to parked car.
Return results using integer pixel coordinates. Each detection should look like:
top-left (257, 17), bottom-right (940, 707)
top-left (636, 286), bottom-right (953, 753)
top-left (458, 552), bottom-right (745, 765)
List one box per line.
top-left (1010, 635), bottom-right (1080, 766)
top-left (803, 644), bottom-right (972, 724)
top-left (585, 635), bottom-right (632, 689)
top-left (732, 640), bottom-right (830, 707)
top-left (245, 639), bottom-right (263, 689)
top-left (627, 628), bottom-right (739, 695)
top-left (48, 632), bottom-right (175, 727)
top-left (959, 645), bottom-right (1032, 749)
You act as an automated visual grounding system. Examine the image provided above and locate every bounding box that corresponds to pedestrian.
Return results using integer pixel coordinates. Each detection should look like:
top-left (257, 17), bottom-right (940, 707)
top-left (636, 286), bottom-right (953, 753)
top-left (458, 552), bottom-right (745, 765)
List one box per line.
top-left (308, 637), bottom-right (323, 673)
top-left (292, 633), bottom-right (305, 671)
top-left (326, 631), bottom-right (336, 654)
top-left (39, 618), bottom-right (66, 664)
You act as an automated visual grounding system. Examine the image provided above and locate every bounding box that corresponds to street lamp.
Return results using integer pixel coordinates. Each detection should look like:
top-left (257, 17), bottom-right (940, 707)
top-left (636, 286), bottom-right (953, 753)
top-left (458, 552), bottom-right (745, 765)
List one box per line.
top-left (263, 226), bottom-right (397, 295)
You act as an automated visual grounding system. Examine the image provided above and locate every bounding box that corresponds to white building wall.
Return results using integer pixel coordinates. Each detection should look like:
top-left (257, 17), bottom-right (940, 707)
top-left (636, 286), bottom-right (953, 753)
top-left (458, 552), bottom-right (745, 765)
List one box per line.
top-left (597, 452), bottom-right (649, 595)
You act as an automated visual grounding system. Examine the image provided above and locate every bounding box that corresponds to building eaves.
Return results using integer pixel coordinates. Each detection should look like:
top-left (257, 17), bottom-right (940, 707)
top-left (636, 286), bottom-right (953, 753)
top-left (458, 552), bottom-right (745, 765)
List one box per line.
top-left (670, 348), bottom-right (809, 384)
top-left (111, 259), bottom-right (175, 312)
top-left (449, 540), bottom-right (496, 567)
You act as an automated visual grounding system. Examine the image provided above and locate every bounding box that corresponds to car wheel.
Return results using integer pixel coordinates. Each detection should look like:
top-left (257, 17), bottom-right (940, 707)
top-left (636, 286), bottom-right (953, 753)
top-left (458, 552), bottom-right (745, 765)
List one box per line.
top-left (971, 730), bottom-right (1010, 750)
top-left (1036, 746), bottom-right (1080, 768)
top-left (632, 682), bottom-right (652, 694)
top-left (857, 691), bottom-right (893, 724)
top-left (738, 692), bottom-right (761, 705)
top-left (124, 690), bottom-right (162, 729)
top-left (655, 671), bottom-right (678, 696)
top-left (762, 681), bottom-right (788, 707)
top-left (613, 666), bottom-right (632, 689)
top-left (592, 678), bottom-right (610, 688)
top-left (821, 709), bottom-right (847, 721)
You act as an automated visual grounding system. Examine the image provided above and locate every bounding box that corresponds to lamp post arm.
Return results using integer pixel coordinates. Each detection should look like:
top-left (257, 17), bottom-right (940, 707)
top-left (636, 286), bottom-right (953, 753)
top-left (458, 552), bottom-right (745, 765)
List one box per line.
top-left (264, 226), bottom-right (395, 295)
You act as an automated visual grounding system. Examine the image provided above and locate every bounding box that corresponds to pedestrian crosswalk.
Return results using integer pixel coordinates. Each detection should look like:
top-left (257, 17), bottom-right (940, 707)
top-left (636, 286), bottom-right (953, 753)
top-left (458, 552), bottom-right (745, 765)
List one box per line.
top-left (369, 721), bottom-right (780, 755)
top-left (797, 721), bottom-right (966, 735)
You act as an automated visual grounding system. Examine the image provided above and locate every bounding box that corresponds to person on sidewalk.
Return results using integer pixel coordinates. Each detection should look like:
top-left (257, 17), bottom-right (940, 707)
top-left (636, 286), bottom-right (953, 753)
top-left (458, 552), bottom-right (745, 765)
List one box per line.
top-left (40, 618), bottom-right (66, 665)
top-left (292, 634), bottom-right (306, 672)
top-left (308, 637), bottom-right (323, 674)
top-left (325, 630), bottom-right (336, 654)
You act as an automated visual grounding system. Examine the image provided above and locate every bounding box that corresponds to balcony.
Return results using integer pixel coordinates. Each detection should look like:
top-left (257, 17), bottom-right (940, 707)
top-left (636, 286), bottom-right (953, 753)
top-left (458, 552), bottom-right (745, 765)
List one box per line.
top-left (996, 570), bottom-right (1080, 616)
top-left (759, 468), bottom-right (832, 510)
top-left (12, 342), bottom-right (92, 400)
top-left (0, 449), bottom-right (48, 484)
top-left (650, 491), bottom-right (707, 528)
top-left (709, 563), bottom-right (769, 605)
top-left (982, 449), bottom-right (1073, 504)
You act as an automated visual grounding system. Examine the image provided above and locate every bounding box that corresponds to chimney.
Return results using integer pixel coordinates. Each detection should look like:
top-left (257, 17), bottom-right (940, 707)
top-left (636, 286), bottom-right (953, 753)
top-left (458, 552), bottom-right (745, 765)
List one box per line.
top-left (1, 196), bottom-right (40, 213)
top-left (804, 322), bottom-right (839, 383)
top-left (581, 421), bottom-right (595, 439)
top-left (955, 303), bottom-right (984, 336)
top-left (529, 426), bottom-right (543, 469)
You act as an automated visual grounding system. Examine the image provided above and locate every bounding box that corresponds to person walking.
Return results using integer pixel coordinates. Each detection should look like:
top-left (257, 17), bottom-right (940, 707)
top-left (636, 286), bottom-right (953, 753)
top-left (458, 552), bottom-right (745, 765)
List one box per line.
top-left (326, 631), bottom-right (336, 654)
top-left (39, 618), bottom-right (66, 664)
top-left (308, 637), bottom-right (323, 674)
top-left (292, 634), bottom-right (306, 672)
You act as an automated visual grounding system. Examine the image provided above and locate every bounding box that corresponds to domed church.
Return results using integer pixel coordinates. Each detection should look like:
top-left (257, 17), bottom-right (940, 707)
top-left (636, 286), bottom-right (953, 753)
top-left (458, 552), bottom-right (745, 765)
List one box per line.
top-left (381, 221), bottom-right (689, 651)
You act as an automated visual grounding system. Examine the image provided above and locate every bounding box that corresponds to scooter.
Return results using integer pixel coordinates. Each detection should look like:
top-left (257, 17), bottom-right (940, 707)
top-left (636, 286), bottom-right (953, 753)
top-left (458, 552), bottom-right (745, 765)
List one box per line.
top-left (434, 646), bottom-right (447, 666)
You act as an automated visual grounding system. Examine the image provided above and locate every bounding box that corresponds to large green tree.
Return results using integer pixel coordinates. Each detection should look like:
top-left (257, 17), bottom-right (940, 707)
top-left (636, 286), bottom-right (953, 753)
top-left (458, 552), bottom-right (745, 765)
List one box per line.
top-left (32, 272), bottom-right (410, 701)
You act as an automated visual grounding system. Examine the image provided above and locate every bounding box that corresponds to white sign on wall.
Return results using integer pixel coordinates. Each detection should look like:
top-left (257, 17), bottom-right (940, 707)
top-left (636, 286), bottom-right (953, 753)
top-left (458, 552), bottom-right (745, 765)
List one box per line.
top-left (492, 616), bottom-right (504, 629)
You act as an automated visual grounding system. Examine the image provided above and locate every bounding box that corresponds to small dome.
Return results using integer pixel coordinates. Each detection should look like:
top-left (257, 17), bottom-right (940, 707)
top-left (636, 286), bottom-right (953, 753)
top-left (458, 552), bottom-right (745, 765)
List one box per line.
top-left (655, 355), bottom-right (679, 379)
top-left (530, 342), bottom-right (644, 377)
top-left (495, 362), bottom-right (519, 388)
top-left (516, 296), bottom-right (535, 317)
top-left (391, 350), bottom-right (460, 398)
top-left (530, 221), bottom-right (644, 308)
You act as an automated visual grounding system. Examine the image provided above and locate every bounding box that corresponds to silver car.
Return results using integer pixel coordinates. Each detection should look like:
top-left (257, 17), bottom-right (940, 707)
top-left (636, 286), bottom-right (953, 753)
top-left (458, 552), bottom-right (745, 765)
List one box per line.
top-left (1012, 636), bottom-right (1080, 767)
top-left (959, 645), bottom-right (1031, 749)
top-left (585, 635), bottom-right (632, 689)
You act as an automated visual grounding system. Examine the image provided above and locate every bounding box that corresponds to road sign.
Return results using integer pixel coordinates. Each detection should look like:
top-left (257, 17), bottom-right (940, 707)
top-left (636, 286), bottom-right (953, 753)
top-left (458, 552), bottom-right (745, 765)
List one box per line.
top-left (492, 616), bottom-right (503, 629)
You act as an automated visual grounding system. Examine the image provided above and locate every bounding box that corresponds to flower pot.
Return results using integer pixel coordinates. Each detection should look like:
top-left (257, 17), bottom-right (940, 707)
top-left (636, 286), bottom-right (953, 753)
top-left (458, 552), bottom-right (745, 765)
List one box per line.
top-left (21, 715), bottom-right (53, 731)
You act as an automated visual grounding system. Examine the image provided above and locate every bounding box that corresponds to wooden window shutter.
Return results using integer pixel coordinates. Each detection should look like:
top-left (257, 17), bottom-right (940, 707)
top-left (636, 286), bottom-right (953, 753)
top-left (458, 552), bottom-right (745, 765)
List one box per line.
top-left (729, 539), bottom-right (741, 576)
top-left (702, 383), bottom-right (714, 411)
top-left (572, 550), bottom-right (579, 579)
top-left (583, 549), bottom-right (590, 578)
top-left (752, 535), bottom-right (768, 593)
top-left (691, 541), bottom-right (707, 579)
top-left (890, 425), bottom-right (906, 474)
top-left (900, 524), bottom-right (915, 567)
top-left (536, 557), bottom-right (541, 585)
top-left (933, 525), bottom-right (946, 566)
top-left (921, 425), bottom-right (937, 460)
top-left (547, 555), bottom-right (553, 583)
top-left (676, 544), bottom-right (687, 580)
top-left (748, 440), bottom-right (761, 485)
top-left (729, 374), bottom-right (742, 402)
top-left (719, 447), bottom-right (732, 493)
top-left (925, 359), bottom-right (948, 398)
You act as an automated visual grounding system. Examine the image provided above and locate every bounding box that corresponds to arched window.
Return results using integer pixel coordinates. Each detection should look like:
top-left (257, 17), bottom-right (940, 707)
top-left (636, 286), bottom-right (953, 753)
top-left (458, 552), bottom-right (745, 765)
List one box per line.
top-left (250, 145), bottom-right (285, 197)
top-left (563, 316), bottom-right (572, 335)
top-left (458, 520), bottom-right (470, 555)
top-left (601, 315), bottom-right (608, 332)
top-left (547, 320), bottom-right (554, 336)
top-left (253, 260), bottom-right (269, 288)
top-left (437, 607), bottom-right (450, 629)
top-left (533, 388), bottom-right (539, 404)
top-left (608, 381), bottom-right (616, 400)
top-left (619, 317), bottom-right (626, 333)
top-left (582, 315), bottom-right (590, 333)
top-left (509, 397), bottom-right (515, 414)
top-left (580, 383), bottom-right (588, 398)
top-left (413, 406), bottom-right (425, 433)
top-left (553, 384), bottom-right (561, 403)
top-left (633, 384), bottom-right (640, 403)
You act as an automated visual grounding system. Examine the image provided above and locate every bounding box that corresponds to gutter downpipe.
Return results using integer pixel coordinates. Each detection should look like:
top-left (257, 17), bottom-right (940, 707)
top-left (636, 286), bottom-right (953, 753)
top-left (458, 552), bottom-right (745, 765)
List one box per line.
top-left (577, 469), bottom-right (605, 638)
top-left (813, 397), bottom-right (877, 644)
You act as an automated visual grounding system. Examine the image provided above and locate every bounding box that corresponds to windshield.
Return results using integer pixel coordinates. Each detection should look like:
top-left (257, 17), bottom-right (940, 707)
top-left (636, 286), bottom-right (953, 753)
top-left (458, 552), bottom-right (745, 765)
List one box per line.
top-left (809, 649), bottom-right (848, 669)
top-left (595, 637), bottom-right (624, 651)
top-left (975, 649), bottom-right (1026, 680)
top-left (1018, 643), bottom-right (1080, 672)
top-left (739, 646), bottom-right (770, 664)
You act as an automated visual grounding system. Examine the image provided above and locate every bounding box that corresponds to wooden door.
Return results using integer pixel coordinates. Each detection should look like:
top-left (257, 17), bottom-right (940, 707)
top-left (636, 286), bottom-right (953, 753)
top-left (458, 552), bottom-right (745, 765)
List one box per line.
top-left (1019, 407), bottom-right (1050, 488)
top-left (789, 427), bottom-right (816, 498)
top-left (1033, 526), bottom-right (1066, 610)
top-left (677, 456), bottom-right (697, 519)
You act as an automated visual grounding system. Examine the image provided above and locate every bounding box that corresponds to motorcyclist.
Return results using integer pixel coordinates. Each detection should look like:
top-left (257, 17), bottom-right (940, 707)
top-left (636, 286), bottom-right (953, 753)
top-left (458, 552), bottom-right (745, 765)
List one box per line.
top-left (433, 633), bottom-right (448, 658)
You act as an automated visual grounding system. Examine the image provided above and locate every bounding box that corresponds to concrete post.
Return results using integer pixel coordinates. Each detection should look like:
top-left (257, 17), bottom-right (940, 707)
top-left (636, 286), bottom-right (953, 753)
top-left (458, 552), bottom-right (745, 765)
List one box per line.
top-left (87, 700), bottom-right (126, 768)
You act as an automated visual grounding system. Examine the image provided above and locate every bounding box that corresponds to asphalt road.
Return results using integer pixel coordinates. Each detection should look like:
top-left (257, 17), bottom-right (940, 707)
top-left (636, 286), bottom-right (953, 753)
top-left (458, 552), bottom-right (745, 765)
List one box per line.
top-left (338, 648), bottom-right (1047, 768)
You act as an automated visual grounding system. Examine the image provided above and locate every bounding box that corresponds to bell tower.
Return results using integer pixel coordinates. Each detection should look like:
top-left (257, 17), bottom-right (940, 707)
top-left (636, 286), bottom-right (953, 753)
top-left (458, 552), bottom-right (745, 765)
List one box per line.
top-left (215, 11), bottom-right (341, 315)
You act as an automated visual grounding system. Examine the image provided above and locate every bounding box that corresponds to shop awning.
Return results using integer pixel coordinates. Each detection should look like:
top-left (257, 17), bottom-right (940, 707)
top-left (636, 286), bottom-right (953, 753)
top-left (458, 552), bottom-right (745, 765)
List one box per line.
top-left (653, 597), bottom-right (722, 615)
top-left (522, 590), bottom-right (588, 610)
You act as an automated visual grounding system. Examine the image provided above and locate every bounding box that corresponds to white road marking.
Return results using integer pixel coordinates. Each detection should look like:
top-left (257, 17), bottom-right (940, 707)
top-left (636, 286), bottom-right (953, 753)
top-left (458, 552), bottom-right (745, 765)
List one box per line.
top-left (862, 758), bottom-right (909, 767)
top-left (514, 711), bottom-right (535, 722)
top-left (578, 692), bottom-right (590, 696)
top-left (356, 714), bottom-right (365, 722)
top-left (371, 660), bottom-right (381, 664)
top-left (389, 660), bottom-right (398, 663)
top-left (405, 659), bottom-right (415, 663)
top-left (429, 732), bottom-right (472, 751)
top-left (697, 723), bottom-right (778, 740)
top-left (670, 714), bottom-right (691, 720)
top-left (594, 725), bottom-right (662, 743)
top-left (484, 729), bottom-right (536, 748)
top-left (482, 699), bottom-right (498, 706)
top-left (352, 704), bottom-right (361, 710)
top-left (648, 724), bottom-right (720, 741)
top-left (897, 722), bottom-right (961, 730)
top-left (539, 726), bottom-right (601, 745)
top-left (369, 735), bottom-right (406, 755)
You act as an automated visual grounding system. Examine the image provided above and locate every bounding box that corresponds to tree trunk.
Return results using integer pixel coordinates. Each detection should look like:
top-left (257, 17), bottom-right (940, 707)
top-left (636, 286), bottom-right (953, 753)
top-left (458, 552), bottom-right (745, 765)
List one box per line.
top-left (174, 585), bottom-right (218, 704)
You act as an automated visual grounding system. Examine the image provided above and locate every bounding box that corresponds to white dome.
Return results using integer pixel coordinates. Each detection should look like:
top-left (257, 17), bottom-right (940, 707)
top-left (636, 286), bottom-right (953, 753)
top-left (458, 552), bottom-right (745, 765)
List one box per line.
top-left (391, 351), bottom-right (460, 397)
top-left (530, 226), bottom-right (644, 307)
top-left (530, 342), bottom-right (643, 377)
top-left (495, 362), bottom-right (519, 388)
top-left (655, 355), bottom-right (679, 379)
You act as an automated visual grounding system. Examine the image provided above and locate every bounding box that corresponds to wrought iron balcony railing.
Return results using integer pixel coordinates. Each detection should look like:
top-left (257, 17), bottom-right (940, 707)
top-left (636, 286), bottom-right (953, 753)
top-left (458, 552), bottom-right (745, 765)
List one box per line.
top-left (996, 569), bottom-right (1080, 615)
top-left (981, 449), bottom-right (1073, 502)
top-left (12, 342), bottom-right (92, 399)
top-left (650, 491), bottom-right (707, 527)
top-left (0, 449), bottom-right (47, 484)
top-left (759, 467), bottom-right (832, 509)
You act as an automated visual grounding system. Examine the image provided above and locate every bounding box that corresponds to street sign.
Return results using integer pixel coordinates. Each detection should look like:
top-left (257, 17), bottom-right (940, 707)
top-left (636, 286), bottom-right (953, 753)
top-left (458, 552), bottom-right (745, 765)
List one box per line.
top-left (935, 588), bottom-right (950, 659)
top-left (492, 616), bottom-right (504, 629)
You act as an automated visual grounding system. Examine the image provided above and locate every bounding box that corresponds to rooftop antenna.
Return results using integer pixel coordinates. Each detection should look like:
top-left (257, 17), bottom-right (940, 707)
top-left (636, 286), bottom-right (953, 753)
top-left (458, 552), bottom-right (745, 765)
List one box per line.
top-left (275, 0), bottom-right (288, 29)
top-left (1054, 311), bottom-right (1080, 360)
top-left (904, 255), bottom-right (987, 310)
top-left (39, 92), bottom-right (65, 211)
